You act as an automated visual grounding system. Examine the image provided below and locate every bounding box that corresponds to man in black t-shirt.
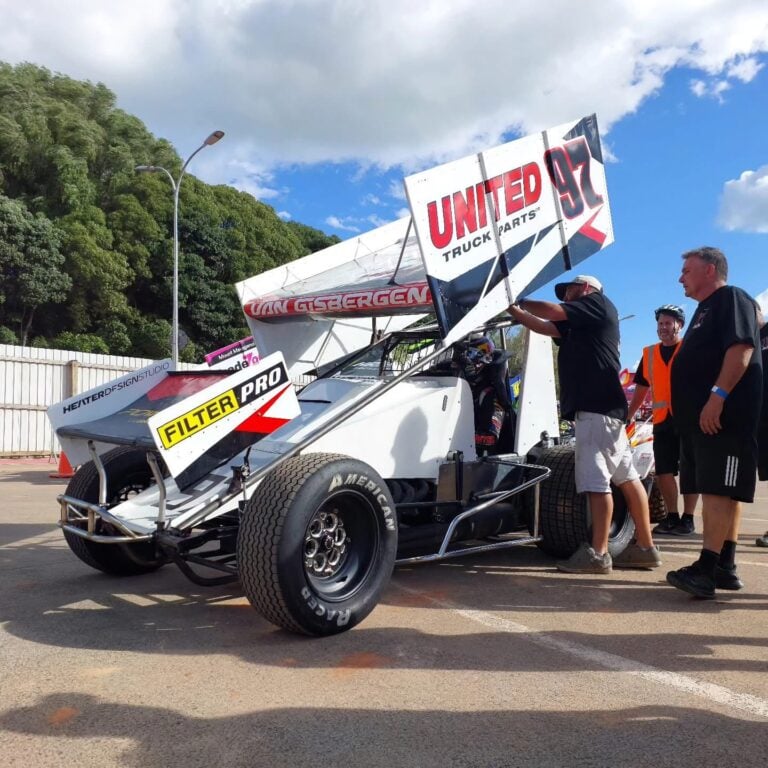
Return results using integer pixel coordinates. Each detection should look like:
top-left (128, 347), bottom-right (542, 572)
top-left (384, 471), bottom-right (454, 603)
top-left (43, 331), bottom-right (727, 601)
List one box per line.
top-left (666, 247), bottom-right (761, 598)
top-left (510, 275), bottom-right (659, 574)
top-left (627, 305), bottom-right (698, 536)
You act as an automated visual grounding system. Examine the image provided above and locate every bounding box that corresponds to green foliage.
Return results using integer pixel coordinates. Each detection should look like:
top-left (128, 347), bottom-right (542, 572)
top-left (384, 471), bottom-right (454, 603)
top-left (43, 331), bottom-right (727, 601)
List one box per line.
top-left (0, 61), bottom-right (340, 360)
top-left (51, 331), bottom-right (109, 354)
top-left (0, 325), bottom-right (18, 343)
top-left (286, 221), bottom-right (341, 254)
top-left (0, 194), bottom-right (71, 345)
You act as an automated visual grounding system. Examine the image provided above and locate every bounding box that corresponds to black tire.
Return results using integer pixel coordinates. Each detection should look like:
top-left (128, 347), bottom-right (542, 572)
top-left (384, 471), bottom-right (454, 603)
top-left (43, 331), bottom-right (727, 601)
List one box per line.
top-left (647, 473), bottom-right (668, 522)
top-left (535, 445), bottom-right (635, 558)
top-left (238, 453), bottom-right (398, 636)
top-left (62, 447), bottom-right (167, 576)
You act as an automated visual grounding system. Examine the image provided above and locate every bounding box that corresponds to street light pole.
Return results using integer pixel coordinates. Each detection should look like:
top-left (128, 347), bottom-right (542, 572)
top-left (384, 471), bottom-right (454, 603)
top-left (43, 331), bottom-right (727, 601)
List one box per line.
top-left (136, 129), bottom-right (225, 367)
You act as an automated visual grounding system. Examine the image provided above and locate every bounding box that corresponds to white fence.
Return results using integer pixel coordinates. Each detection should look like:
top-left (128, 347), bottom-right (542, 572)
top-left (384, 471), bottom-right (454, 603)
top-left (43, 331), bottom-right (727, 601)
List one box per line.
top-left (0, 345), bottom-right (175, 457)
top-left (0, 345), bottom-right (314, 457)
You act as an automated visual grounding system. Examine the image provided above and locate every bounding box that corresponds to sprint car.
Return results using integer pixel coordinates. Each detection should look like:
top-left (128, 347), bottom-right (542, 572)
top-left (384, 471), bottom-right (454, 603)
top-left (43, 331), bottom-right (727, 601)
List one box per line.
top-left (48, 114), bottom-right (655, 636)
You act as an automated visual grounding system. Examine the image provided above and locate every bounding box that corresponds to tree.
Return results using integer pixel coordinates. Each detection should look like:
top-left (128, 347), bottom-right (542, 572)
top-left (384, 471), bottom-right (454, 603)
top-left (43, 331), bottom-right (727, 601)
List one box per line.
top-left (0, 61), bottom-right (341, 358)
top-left (0, 195), bottom-right (71, 345)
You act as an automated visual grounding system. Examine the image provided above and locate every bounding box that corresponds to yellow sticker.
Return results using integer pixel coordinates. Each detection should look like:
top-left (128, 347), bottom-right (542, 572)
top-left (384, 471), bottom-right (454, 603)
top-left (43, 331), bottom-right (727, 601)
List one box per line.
top-left (157, 390), bottom-right (238, 448)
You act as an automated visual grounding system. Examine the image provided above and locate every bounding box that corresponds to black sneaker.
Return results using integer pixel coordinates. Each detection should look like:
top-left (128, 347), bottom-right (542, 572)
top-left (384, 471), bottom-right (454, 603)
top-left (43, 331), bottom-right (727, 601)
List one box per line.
top-left (666, 565), bottom-right (715, 599)
top-left (714, 565), bottom-right (744, 591)
top-left (670, 517), bottom-right (695, 536)
top-left (652, 516), bottom-right (681, 535)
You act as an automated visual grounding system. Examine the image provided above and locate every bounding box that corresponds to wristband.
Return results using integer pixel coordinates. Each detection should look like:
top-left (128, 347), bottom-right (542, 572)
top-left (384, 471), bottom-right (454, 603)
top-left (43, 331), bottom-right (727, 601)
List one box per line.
top-left (711, 385), bottom-right (729, 399)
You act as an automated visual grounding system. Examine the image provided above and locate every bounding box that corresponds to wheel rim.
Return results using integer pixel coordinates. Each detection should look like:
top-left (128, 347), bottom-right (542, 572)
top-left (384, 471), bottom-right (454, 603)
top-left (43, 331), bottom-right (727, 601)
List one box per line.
top-left (303, 490), bottom-right (379, 601)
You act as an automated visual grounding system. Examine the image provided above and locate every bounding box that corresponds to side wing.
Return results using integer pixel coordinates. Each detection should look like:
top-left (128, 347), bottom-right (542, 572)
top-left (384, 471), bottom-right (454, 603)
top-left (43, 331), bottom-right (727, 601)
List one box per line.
top-left (404, 114), bottom-right (613, 345)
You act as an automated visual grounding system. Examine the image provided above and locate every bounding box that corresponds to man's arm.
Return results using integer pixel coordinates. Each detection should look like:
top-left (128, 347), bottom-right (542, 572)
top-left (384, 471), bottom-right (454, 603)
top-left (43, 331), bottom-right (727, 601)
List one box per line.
top-left (699, 343), bottom-right (754, 435)
top-left (508, 304), bottom-right (561, 338)
top-left (627, 383), bottom-right (649, 423)
top-left (517, 298), bottom-right (568, 322)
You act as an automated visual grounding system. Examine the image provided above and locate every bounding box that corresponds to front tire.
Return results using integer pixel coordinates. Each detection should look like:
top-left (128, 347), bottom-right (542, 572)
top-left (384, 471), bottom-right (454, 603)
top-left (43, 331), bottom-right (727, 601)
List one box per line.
top-left (535, 445), bottom-right (635, 558)
top-left (238, 453), bottom-right (398, 636)
top-left (62, 447), bottom-right (167, 576)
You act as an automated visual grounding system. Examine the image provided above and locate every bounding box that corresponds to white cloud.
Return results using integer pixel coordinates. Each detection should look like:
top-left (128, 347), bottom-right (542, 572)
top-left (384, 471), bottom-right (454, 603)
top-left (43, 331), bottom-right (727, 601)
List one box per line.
top-left (276, 210), bottom-right (291, 220)
top-left (755, 288), bottom-right (768, 314)
top-left (690, 55), bottom-right (763, 99)
top-left (388, 180), bottom-right (407, 201)
top-left (325, 215), bottom-right (360, 233)
top-left (1, 0), bottom-right (768, 191)
top-left (717, 166), bottom-right (768, 232)
top-left (366, 214), bottom-right (392, 228)
top-left (727, 55), bottom-right (764, 82)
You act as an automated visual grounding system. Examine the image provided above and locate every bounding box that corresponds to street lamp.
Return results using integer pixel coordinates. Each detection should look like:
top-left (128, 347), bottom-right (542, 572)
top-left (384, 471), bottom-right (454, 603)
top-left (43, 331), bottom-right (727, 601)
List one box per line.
top-left (136, 129), bottom-right (225, 367)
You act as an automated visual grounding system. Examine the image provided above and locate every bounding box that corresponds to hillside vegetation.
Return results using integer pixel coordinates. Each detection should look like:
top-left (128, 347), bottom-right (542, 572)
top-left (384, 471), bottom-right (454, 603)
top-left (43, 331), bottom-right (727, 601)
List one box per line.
top-left (0, 62), bottom-right (339, 360)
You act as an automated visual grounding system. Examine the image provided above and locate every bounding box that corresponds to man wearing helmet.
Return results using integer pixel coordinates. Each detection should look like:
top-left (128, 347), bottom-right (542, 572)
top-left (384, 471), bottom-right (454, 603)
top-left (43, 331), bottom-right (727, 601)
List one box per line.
top-left (627, 305), bottom-right (698, 536)
top-left (462, 336), bottom-right (511, 450)
top-left (666, 247), bottom-right (761, 598)
top-left (509, 275), bottom-right (660, 574)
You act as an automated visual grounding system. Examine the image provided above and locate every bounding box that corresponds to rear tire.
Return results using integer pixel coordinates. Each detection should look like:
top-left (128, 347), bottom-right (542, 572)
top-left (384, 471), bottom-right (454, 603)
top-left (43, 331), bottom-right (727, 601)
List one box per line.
top-left (62, 447), bottom-right (167, 576)
top-left (535, 445), bottom-right (635, 558)
top-left (238, 453), bottom-right (398, 636)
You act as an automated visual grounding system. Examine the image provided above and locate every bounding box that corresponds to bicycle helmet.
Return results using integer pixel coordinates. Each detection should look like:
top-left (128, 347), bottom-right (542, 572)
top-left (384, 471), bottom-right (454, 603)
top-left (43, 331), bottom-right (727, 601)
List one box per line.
top-left (654, 304), bottom-right (685, 327)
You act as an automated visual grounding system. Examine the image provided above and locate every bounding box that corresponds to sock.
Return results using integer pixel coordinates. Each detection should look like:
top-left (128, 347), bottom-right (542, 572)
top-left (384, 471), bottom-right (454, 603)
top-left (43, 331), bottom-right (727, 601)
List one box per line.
top-left (666, 511), bottom-right (681, 522)
top-left (696, 548), bottom-right (719, 578)
top-left (719, 540), bottom-right (737, 570)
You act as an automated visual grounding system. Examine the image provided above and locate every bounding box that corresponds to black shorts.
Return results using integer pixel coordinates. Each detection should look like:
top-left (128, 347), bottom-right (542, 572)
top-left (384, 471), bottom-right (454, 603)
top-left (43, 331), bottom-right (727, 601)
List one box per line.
top-left (652, 427), bottom-right (680, 476)
top-left (679, 430), bottom-right (757, 502)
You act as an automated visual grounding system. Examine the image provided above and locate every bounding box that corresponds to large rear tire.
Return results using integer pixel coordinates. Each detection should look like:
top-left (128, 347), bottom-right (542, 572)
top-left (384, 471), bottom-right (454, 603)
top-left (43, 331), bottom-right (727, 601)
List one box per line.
top-left (62, 447), bottom-right (167, 576)
top-left (238, 453), bottom-right (398, 636)
top-left (535, 445), bottom-right (635, 558)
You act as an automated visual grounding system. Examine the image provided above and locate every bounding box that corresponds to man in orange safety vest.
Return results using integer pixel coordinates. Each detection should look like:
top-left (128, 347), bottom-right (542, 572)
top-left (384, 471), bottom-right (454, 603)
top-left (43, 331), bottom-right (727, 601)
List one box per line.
top-left (627, 305), bottom-right (699, 535)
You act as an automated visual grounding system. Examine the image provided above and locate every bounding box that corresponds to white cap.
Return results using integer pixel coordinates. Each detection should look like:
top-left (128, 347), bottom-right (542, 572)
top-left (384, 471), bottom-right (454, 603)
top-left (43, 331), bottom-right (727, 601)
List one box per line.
top-left (554, 274), bottom-right (603, 300)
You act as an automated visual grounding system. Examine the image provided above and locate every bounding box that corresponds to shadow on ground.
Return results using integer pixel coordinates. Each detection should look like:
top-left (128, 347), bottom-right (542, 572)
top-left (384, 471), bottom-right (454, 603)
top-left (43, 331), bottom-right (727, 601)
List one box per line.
top-left (1, 695), bottom-right (765, 768)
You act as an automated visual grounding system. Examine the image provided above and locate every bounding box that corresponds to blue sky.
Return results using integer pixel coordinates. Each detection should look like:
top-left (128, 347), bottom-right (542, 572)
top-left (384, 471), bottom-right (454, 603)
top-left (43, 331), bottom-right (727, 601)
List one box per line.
top-left (2, 0), bottom-right (768, 367)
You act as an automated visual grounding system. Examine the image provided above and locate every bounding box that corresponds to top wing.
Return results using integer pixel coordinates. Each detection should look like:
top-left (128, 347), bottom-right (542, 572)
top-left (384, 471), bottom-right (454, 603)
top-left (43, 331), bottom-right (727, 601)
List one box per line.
top-left (236, 114), bottom-right (612, 351)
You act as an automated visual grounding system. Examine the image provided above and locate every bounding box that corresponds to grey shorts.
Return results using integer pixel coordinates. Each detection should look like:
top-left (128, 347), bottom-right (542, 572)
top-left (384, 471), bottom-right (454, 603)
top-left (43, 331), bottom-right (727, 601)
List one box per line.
top-left (574, 411), bottom-right (639, 493)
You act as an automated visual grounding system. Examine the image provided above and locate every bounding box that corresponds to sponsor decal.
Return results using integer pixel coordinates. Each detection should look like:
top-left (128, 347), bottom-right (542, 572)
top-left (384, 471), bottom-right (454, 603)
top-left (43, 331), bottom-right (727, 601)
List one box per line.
top-left (328, 472), bottom-right (396, 531)
top-left (157, 363), bottom-right (287, 449)
top-left (440, 211), bottom-right (539, 263)
top-left (543, 136), bottom-right (604, 220)
top-left (420, 135), bottom-right (605, 265)
top-left (300, 587), bottom-right (351, 626)
top-left (205, 336), bottom-right (258, 366)
top-left (62, 362), bottom-right (170, 414)
top-left (225, 350), bottom-right (259, 372)
top-left (244, 282), bottom-right (431, 319)
top-left (426, 162), bottom-right (542, 250)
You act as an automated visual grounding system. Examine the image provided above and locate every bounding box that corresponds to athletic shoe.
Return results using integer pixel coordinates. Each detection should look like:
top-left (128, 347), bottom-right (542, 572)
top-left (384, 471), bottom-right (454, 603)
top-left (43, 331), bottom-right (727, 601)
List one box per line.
top-left (714, 565), bottom-right (744, 591)
top-left (669, 517), bottom-right (695, 536)
top-left (556, 542), bottom-right (612, 574)
top-left (666, 564), bottom-right (715, 599)
top-left (613, 541), bottom-right (662, 569)
top-left (756, 533), bottom-right (768, 548)
top-left (652, 516), bottom-right (681, 535)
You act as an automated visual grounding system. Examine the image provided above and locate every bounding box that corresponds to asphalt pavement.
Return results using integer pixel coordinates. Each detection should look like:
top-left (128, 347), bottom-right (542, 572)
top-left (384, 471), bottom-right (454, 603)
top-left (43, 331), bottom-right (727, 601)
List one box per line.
top-left (1, 458), bottom-right (766, 767)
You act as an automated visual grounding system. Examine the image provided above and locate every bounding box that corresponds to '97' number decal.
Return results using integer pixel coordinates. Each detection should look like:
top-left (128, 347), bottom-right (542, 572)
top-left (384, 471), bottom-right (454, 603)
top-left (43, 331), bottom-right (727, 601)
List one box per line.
top-left (544, 137), bottom-right (604, 219)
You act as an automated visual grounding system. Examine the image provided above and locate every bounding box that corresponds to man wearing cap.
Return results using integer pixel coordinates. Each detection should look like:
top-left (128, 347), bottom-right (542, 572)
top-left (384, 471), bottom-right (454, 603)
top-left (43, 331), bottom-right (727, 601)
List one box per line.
top-left (627, 305), bottom-right (698, 536)
top-left (667, 246), bottom-right (761, 598)
top-left (509, 276), bottom-right (660, 574)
